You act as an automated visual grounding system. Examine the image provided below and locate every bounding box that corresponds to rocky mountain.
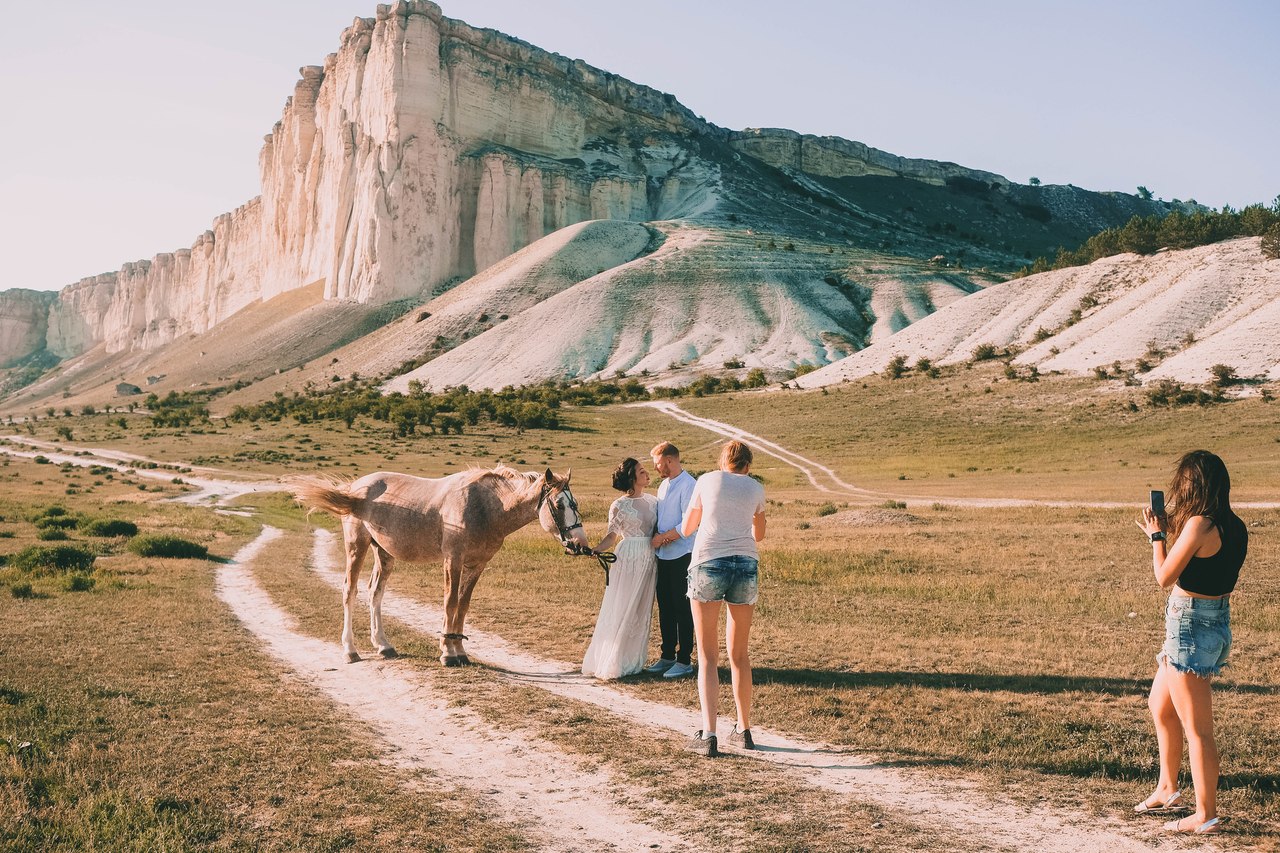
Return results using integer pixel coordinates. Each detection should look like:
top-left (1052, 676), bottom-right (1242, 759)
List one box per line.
top-left (1, 0), bottom-right (1188, 410)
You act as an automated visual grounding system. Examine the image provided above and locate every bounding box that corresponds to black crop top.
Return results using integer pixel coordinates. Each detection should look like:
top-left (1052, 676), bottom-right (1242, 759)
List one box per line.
top-left (1176, 515), bottom-right (1247, 596)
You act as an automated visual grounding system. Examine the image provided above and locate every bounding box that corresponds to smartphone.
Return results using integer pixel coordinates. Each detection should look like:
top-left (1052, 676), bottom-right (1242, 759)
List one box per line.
top-left (1150, 490), bottom-right (1166, 517)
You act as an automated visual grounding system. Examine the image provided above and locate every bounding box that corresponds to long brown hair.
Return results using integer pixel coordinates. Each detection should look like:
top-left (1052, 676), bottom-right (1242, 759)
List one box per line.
top-left (1167, 450), bottom-right (1236, 538)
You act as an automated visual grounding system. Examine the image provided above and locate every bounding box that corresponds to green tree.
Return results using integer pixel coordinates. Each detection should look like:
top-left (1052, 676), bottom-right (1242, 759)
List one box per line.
top-left (1028, 176), bottom-right (1041, 186)
top-left (1262, 223), bottom-right (1280, 259)
top-left (1137, 186), bottom-right (1154, 200)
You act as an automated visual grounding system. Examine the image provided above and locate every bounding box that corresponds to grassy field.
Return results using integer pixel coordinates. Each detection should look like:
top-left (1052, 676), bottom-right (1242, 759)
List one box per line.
top-left (1, 371), bottom-right (1277, 849)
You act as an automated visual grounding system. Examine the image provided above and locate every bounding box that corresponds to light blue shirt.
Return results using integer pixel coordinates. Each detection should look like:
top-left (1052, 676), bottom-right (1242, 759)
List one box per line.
top-left (655, 469), bottom-right (696, 560)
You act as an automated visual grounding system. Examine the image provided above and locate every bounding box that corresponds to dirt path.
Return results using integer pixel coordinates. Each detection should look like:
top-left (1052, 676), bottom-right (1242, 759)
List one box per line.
top-left (637, 402), bottom-right (1280, 510)
top-left (218, 526), bottom-right (693, 852)
top-left (306, 530), bottom-right (1203, 853)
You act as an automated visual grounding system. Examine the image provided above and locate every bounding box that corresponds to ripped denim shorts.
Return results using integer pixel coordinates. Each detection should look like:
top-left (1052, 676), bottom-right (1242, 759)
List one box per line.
top-left (1158, 593), bottom-right (1231, 677)
top-left (687, 555), bottom-right (758, 605)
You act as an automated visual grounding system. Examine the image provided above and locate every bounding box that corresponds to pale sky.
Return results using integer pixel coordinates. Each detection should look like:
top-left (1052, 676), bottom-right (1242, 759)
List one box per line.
top-left (2, 0), bottom-right (1277, 293)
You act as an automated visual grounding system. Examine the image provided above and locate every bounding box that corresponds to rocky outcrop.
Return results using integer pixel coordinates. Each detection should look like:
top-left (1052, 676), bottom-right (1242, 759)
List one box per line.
top-left (729, 128), bottom-right (1008, 188)
top-left (21, 1), bottom-right (721, 361)
top-left (0, 290), bottom-right (55, 367)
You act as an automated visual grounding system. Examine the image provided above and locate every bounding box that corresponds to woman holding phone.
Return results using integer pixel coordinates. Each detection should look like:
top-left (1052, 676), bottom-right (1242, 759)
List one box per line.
top-left (1134, 450), bottom-right (1247, 835)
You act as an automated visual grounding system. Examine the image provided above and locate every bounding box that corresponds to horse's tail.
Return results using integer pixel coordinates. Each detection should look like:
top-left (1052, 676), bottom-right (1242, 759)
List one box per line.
top-left (287, 475), bottom-right (361, 517)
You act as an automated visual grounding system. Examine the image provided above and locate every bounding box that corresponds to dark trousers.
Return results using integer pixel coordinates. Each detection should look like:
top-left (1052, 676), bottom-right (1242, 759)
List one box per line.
top-left (656, 553), bottom-right (694, 664)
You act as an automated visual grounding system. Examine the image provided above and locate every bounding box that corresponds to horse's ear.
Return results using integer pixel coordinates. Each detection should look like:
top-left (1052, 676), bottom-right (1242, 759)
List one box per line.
top-left (543, 468), bottom-right (554, 484)
top-left (564, 468), bottom-right (572, 484)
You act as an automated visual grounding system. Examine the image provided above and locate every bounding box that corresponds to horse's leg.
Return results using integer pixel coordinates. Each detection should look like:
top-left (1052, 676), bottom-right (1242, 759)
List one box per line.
top-left (368, 543), bottom-right (397, 658)
top-left (452, 562), bottom-right (489, 665)
top-left (440, 553), bottom-right (464, 666)
top-left (341, 517), bottom-right (371, 663)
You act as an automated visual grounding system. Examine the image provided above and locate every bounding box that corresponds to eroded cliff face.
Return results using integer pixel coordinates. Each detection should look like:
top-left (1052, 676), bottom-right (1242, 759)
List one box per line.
top-left (729, 128), bottom-right (1008, 188)
top-left (0, 291), bottom-right (55, 367)
top-left (28, 1), bottom-right (722, 358)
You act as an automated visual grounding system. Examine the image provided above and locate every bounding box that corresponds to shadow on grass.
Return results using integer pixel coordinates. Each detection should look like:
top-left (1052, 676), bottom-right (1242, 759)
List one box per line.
top-left (753, 667), bottom-right (1280, 696)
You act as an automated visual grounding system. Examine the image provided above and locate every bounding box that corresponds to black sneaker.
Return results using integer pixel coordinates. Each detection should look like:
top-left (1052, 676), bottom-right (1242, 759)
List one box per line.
top-left (728, 726), bottom-right (755, 750)
top-left (685, 730), bottom-right (718, 757)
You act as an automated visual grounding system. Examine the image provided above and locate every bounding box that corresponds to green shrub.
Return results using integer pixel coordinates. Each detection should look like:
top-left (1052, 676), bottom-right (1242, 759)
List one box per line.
top-left (35, 515), bottom-right (79, 530)
top-left (62, 573), bottom-right (96, 592)
top-left (83, 519), bottom-right (139, 537)
top-left (127, 535), bottom-right (208, 559)
top-left (1261, 223), bottom-right (1280, 259)
top-left (971, 343), bottom-right (1000, 362)
top-left (10, 583), bottom-right (35, 599)
top-left (40, 506), bottom-right (69, 517)
top-left (11, 544), bottom-right (96, 575)
top-left (817, 503), bottom-right (838, 517)
top-left (881, 500), bottom-right (908, 509)
top-left (36, 528), bottom-right (69, 541)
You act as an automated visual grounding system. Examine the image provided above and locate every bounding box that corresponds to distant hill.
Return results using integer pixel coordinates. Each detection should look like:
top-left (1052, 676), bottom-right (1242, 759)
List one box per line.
top-left (0, 0), bottom-right (1198, 411)
top-left (795, 237), bottom-right (1280, 389)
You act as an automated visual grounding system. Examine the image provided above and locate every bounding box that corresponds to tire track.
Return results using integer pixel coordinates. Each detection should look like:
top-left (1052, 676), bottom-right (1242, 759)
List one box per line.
top-left (218, 527), bottom-right (692, 853)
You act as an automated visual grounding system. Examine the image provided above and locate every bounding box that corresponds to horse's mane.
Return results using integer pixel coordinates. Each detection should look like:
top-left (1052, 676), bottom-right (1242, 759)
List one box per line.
top-left (459, 465), bottom-right (542, 498)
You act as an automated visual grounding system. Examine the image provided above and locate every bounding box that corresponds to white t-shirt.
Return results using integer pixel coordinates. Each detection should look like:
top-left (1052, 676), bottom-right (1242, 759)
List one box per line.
top-left (686, 470), bottom-right (766, 565)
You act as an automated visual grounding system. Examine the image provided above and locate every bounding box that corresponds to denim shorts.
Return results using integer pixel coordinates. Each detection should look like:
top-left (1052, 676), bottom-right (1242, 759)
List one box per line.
top-left (687, 556), bottom-right (758, 605)
top-left (1158, 593), bottom-right (1231, 677)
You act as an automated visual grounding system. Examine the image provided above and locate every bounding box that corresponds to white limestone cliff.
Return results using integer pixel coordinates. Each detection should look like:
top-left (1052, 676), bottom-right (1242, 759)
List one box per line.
top-left (28, 1), bottom-right (721, 359)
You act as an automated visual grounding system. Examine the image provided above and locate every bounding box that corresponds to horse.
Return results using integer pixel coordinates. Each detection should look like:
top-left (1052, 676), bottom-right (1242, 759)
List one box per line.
top-left (289, 466), bottom-right (588, 665)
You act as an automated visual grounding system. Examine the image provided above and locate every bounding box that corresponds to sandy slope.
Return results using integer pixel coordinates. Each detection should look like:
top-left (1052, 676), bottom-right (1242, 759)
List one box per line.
top-left (797, 237), bottom-right (1280, 388)
top-left (393, 223), bottom-right (980, 391)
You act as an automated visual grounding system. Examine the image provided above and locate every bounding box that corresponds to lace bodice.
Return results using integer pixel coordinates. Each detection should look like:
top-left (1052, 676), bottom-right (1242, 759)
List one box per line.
top-left (607, 494), bottom-right (658, 540)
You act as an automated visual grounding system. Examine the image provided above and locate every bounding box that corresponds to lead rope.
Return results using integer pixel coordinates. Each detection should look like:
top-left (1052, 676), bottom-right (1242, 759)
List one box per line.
top-left (565, 541), bottom-right (617, 585)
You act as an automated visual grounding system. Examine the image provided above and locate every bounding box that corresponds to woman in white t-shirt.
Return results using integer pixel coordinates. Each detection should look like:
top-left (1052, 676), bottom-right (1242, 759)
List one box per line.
top-left (680, 440), bottom-right (766, 756)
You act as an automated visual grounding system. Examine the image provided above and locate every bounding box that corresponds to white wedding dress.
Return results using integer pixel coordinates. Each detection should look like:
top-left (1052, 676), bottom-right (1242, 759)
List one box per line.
top-left (581, 494), bottom-right (658, 680)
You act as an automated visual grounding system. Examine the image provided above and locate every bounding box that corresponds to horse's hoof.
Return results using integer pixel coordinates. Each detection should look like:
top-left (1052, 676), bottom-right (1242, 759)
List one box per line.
top-left (441, 656), bottom-right (462, 667)
top-left (346, 651), bottom-right (362, 664)
top-left (457, 655), bottom-right (471, 666)
top-left (379, 647), bottom-right (399, 659)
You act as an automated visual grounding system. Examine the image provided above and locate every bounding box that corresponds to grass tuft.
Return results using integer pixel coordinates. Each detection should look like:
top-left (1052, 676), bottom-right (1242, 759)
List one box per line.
top-left (126, 535), bottom-right (208, 559)
top-left (11, 544), bottom-right (96, 575)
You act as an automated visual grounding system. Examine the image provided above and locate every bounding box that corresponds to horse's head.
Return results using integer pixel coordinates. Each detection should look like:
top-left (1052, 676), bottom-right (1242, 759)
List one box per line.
top-left (538, 468), bottom-right (589, 552)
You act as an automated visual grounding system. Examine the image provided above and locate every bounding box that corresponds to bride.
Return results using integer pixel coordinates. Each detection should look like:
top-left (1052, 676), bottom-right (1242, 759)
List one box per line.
top-left (582, 458), bottom-right (658, 680)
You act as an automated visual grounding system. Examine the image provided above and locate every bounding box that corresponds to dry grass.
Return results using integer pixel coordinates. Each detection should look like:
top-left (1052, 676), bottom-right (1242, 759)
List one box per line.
top-left (2, 370), bottom-right (1278, 848)
top-left (0, 461), bottom-right (532, 852)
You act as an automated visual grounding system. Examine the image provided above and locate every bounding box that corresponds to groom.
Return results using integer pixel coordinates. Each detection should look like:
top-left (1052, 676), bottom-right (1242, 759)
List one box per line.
top-left (647, 441), bottom-right (696, 678)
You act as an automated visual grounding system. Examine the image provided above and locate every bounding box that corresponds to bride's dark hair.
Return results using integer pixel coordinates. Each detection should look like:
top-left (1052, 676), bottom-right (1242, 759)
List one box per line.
top-left (611, 457), bottom-right (639, 493)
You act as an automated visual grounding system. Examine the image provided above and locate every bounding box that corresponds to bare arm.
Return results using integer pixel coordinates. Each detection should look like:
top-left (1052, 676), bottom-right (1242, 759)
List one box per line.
top-left (1136, 510), bottom-right (1213, 591)
top-left (593, 531), bottom-right (620, 554)
top-left (682, 506), bottom-right (702, 538)
top-left (752, 509), bottom-right (766, 542)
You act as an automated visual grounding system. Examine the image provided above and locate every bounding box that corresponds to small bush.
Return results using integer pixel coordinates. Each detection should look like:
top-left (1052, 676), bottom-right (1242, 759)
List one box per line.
top-left (36, 528), bottom-right (69, 541)
top-left (83, 519), bottom-right (139, 537)
top-left (971, 343), bottom-right (1000, 362)
top-left (127, 535), bottom-right (208, 559)
top-left (1262, 223), bottom-right (1280, 259)
top-left (63, 574), bottom-right (95, 592)
top-left (11, 544), bottom-right (96, 575)
top-left (1210, 363), bottom-right (1238, 388)
top-left (884, 355), bottom-right (908, 380)
top-left (10, 583), bottom-right (35, 599)
top-left (817, 503), bottom-right (838, 517)
top-left (792, 364), bottom-right (819, 378)
top-left (35, 515), bottom-right (79, 530)
top-left (880, 500), bottom-right (908, 509)
top-left (1146, 380), bottom-right (1214, 407)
